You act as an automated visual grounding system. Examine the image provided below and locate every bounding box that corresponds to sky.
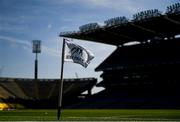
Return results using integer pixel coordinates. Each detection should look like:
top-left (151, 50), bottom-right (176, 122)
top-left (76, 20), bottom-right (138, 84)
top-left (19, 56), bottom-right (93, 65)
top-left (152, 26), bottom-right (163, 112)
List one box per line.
top-left (0, 0), bottom-right (179, 92)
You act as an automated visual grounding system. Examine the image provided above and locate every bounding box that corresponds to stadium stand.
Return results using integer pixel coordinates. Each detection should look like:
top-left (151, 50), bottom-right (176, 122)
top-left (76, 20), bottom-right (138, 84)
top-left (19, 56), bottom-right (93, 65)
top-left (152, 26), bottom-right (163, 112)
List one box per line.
top-left (0, 86), bottom-right (13, 99)
top-left (0, 77), bottom-right (97, 108)
top-left (60, 3), bottom-right (180, 108)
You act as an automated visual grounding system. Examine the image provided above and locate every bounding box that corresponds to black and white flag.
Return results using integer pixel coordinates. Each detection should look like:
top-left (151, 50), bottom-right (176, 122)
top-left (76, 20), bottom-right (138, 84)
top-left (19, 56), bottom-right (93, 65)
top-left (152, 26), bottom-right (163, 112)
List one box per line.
top-left (64, 40), bottom-right (94, 68)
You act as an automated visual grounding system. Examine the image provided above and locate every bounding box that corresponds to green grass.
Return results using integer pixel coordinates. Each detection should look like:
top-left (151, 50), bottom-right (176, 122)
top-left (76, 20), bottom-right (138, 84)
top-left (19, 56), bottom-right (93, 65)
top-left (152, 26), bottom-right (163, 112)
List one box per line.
top-left (0, 109), bottom-right (180, 121)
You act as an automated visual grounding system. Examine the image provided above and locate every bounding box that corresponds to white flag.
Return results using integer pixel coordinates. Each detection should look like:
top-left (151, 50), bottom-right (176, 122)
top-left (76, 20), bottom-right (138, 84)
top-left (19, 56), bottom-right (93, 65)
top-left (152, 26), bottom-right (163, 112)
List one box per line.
top-left (64, 40), bottom-right (94, 68)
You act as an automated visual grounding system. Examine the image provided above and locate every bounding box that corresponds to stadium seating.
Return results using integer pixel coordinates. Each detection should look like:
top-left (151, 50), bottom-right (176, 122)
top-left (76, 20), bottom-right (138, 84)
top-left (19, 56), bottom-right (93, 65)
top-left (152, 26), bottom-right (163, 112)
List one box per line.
top-left (0, 77), bottom-right (97, 108)
top-left (60, 3), bottom-right (180, 109)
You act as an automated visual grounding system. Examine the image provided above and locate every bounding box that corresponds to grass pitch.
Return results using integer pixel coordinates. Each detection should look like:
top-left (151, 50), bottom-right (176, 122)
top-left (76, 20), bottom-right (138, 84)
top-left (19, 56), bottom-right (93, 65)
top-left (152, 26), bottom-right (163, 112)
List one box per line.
top-left (0, 109), bottom-right (180, 121)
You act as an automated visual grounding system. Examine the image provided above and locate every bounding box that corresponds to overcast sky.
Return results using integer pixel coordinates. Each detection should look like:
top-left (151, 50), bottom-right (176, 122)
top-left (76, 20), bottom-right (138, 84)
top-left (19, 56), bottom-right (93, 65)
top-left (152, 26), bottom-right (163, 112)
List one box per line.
top-left (0, 0), bottom-right (179, 81)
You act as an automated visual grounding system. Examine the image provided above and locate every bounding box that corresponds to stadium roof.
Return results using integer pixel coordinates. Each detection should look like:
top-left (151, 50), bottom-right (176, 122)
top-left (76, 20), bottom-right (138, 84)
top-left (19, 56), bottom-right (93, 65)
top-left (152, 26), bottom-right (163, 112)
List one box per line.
top-left (60, 3), bottom-right (180, 46)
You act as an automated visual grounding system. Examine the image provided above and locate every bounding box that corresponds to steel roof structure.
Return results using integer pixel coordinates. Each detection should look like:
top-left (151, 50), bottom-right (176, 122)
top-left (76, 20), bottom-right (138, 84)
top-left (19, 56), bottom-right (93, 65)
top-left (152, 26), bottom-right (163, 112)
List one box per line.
top-left (60, 3), bottom-right (180, 46)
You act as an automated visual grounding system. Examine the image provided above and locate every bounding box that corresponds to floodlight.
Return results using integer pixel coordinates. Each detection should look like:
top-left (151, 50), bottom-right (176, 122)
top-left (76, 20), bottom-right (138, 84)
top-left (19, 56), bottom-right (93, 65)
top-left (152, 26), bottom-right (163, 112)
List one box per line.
top-left (133, 9), bottom-right (161, 22)
top-left (79, 23), bottom-right (100, 32)
top-left (104, 16), bottom-right (128, 27)
top-left (32, 40), bottom-right (41, 53)
top-left (32, 40), bottom-right (41, 80)
top-left (166, 3), bottom-right (180, 15)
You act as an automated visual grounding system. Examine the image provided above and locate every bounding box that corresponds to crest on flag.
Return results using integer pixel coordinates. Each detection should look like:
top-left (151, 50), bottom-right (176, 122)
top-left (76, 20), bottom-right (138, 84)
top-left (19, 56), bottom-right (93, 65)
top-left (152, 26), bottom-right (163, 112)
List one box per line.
top-left (64, 39), bottom-right (94, 68)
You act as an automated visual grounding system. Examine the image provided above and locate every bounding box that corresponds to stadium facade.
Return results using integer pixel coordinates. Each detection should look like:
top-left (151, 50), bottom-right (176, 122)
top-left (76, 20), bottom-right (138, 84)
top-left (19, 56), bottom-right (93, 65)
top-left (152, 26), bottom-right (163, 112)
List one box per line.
top-left (60, 3), bottom-right (180, 108)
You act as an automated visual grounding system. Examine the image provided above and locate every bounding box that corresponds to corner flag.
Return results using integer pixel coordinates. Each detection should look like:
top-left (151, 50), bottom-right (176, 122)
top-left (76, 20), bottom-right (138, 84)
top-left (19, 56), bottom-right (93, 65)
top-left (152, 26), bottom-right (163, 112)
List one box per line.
top-left (57, 38), bottom-right (94, 120)
top-left (64, 39), bottom-right (94, 68)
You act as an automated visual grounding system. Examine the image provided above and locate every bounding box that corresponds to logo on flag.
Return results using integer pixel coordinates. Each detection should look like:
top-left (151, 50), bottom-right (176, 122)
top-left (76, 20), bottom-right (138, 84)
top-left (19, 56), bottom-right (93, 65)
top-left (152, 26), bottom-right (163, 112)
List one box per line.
top-left (64, 40), bottom-right (94, 68)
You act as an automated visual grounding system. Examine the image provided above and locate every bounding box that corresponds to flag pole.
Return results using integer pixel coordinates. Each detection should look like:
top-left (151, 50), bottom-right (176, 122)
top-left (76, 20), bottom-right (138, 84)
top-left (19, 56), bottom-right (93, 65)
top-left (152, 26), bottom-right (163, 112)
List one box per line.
top-left (57, 38), bottom-right (66, 120)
